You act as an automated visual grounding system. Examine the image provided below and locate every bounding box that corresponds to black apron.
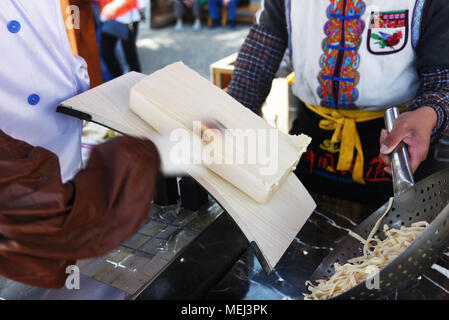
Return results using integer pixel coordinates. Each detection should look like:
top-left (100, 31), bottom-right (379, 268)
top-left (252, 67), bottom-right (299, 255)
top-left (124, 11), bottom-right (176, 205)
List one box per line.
top-left (290, 104), bottom-right (436, 207)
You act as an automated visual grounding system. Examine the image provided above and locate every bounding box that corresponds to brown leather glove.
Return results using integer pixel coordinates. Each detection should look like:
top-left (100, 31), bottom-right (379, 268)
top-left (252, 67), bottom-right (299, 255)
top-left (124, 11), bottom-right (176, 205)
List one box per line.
top-left (0, 130), bottom-right (160, 288)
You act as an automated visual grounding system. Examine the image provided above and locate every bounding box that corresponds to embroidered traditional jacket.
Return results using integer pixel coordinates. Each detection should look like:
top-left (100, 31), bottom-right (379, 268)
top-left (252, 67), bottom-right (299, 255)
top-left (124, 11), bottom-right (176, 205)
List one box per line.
top-left (289, 0), bottom-right (420, 110)
top-left (228, 0), bottom-right (449, 140)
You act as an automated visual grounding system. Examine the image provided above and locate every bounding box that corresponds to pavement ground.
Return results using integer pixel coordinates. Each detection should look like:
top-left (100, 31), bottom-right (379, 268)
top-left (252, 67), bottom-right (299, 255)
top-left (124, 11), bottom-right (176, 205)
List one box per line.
top-left (136, 22), bottom-right (251, 78)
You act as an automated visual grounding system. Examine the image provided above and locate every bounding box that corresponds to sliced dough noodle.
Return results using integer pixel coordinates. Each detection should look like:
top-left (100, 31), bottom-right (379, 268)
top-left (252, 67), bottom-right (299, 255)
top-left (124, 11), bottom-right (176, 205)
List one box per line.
top-left (304, 198), bottom-right (429, 300)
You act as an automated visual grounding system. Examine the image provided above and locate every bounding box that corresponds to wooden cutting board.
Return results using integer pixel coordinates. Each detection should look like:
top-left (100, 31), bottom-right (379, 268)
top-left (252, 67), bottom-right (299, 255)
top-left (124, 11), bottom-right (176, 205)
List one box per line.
top-left (58, 68), bottom-right (316, 272)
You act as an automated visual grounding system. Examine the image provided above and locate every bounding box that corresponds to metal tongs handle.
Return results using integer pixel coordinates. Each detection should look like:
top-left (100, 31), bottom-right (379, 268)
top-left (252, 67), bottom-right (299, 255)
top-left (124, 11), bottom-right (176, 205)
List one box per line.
top-left (384, 107), bottom-right (415, 196)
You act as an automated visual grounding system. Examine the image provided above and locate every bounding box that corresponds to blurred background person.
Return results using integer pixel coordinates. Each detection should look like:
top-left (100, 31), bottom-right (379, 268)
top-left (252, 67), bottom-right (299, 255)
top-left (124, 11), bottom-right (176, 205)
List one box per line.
top-left (208, 0), bottom-right (237, 29)
top-left (174, 0), bottom-right (202, 31)
top-left (98, 0), bottom-right (142, 78)
top-left (92, 0), bottom-right (118, 82)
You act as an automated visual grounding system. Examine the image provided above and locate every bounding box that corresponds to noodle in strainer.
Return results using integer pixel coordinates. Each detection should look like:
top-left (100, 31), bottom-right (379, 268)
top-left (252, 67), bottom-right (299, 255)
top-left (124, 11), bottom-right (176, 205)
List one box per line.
top-left (304, 198), bottom-right (429, 300)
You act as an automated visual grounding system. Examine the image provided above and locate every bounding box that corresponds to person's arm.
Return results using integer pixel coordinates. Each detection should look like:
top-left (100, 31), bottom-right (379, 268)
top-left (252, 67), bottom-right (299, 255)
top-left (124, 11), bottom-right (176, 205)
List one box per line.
top-left (380, 0), bottom-right (449, 173)
top-left (227, 0), bottom-right (288, 114)
top-left (0, 131), bottom-right (160, 288)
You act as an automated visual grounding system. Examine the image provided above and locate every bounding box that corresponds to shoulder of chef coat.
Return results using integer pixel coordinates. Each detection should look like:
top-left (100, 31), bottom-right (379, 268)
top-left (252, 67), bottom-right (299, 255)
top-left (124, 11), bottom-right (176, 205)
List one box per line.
top-left (0, 0), bottom-right (90, 94)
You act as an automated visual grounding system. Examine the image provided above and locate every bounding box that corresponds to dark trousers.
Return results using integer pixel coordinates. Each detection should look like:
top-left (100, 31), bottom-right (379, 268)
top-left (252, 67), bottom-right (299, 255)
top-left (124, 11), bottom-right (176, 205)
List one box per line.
top-left (175, 0), bottom-right (201, 19)
top-left (100, 22), bottom-right (141, 79)
top-left (209, 0), bottom-right (238, 21)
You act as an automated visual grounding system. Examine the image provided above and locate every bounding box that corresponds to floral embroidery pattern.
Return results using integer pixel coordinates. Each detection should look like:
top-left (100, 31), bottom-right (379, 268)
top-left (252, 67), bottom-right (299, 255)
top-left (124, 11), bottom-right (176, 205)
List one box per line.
top-left (367, 11), bottom-right (409, 55)
top-left (318, 0), bottom-right (366, 109)
top-left (370, 31), bottom-right (403, 48)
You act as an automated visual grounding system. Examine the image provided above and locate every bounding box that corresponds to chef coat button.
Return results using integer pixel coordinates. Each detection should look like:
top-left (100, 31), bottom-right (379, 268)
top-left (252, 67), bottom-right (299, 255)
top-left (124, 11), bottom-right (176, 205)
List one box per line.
top-left (28, 94), bottom-right (40, 106)
top-left (7, 20), bottom-right (21, 33)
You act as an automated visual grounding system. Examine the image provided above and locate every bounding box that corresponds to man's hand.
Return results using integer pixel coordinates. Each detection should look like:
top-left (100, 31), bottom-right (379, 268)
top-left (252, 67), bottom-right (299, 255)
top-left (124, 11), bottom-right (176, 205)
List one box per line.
top-left (379, 106), bottom-right (437, 174)
top-left (223, 0), bottom-right (231, 7)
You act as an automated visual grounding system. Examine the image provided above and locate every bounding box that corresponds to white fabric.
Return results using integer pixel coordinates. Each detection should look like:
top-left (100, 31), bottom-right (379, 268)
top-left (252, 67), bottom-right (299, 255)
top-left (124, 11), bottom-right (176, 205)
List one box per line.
top-left (289, 0), bottom-right (419, 111)
top-left (0, 0), bottom-right (90, 182)
top-left (100, 6), bottom-right (141, 24)
top-left (114, 9), bottom-right (141, 24)
top-left (255, 0), bottom-right (266, 23)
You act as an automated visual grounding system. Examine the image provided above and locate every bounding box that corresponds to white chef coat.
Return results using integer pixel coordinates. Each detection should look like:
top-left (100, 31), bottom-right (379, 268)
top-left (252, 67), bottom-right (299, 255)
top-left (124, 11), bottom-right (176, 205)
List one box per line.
top-left (0, 0), bottom-right (90, 182)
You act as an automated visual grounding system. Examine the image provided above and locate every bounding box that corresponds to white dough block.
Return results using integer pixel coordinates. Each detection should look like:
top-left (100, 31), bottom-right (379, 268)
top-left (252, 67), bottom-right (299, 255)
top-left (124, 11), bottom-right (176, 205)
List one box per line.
top-left (130, 62), bottom-right (311, 203)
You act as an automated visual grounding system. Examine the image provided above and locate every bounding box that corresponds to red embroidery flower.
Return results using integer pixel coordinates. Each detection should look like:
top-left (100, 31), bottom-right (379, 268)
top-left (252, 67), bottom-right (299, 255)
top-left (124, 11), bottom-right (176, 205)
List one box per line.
top-left (386, 31), bottom-right (402, 47)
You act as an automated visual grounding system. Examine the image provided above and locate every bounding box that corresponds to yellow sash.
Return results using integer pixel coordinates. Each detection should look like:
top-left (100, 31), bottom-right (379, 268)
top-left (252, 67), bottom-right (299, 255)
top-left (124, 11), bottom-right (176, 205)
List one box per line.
top-left (304, 104), bottom-right (389, 184)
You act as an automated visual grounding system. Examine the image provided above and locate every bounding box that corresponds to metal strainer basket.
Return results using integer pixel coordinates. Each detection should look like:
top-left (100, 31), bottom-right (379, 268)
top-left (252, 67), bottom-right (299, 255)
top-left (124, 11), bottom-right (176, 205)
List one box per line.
top-left (306, 108), bottom-right (449, 299)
